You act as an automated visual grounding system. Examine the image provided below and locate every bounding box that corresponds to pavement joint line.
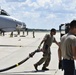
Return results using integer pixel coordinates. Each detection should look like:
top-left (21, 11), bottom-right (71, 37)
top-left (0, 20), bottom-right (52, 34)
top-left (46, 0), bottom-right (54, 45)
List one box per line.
top-left (0, 45), bottom-right (23, 47)
top-left (0, 47), bottom-right (22, 61)
top-left (0, 38), bottom-right (41, 61)
top-left (0, 45), bottom-right (38, 47)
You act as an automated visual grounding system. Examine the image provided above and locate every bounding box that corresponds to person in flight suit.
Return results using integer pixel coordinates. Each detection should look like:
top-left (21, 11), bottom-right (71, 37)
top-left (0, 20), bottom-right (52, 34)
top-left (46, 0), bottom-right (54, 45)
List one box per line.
top-left (34, 28), bottom-right (59, 71)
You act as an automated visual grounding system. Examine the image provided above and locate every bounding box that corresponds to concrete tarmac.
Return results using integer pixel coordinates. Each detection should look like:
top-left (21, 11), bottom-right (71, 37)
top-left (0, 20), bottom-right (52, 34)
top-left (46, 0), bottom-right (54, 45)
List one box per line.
top-left (0, 31), bottom-right (63, 75)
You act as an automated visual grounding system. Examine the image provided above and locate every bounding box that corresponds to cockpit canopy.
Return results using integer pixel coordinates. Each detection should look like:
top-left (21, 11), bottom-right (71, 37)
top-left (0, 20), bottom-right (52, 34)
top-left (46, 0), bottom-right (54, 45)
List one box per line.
top-left (0, 9), bottom-right (10, 16)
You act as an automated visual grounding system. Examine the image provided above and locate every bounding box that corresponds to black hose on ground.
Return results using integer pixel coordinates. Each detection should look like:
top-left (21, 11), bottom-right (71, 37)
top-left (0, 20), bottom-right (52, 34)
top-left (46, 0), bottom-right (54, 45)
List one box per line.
top-left (0, 49), bottom-right (40, 72)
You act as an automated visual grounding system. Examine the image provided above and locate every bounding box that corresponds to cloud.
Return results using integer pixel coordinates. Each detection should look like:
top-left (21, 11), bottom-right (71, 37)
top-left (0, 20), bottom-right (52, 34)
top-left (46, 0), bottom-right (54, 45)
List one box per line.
top-left (4, 0), bottom-right (25, 2)
top-left (0, 0), bottom-right (76, 29)
top-left (36, 0), bottom-right (51, 7)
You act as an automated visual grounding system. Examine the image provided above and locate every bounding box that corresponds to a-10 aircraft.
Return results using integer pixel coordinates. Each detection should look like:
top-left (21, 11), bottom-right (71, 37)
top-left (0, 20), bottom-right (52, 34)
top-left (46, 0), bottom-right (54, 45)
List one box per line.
top-left (0, 8), bottom-right (26, 32)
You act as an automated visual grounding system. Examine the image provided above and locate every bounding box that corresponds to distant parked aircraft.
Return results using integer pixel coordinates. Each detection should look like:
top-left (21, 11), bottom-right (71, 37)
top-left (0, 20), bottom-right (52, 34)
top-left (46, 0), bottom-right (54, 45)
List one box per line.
top-left (0, 8), bottom-right (26, 32)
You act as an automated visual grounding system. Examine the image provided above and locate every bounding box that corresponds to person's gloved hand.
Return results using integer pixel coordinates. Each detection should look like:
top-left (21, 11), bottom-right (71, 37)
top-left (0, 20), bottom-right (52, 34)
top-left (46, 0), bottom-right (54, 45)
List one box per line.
top-left (58, 60), bottom-right (63, 70)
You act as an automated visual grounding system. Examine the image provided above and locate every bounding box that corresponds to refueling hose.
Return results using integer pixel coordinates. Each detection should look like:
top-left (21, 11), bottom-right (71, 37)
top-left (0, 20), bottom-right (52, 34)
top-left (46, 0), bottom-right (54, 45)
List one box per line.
top-left (0, 49), bottom-right (40, 72)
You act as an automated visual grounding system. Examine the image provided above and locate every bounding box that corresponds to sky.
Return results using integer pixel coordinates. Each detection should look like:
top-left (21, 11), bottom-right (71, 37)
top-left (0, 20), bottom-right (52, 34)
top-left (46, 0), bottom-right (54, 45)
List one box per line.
top-left (0, 0), bottom-right (76, 30)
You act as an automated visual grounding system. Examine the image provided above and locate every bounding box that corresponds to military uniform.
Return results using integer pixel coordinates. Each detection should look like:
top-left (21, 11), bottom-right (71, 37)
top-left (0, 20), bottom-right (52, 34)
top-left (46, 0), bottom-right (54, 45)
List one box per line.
top-left (60, 33), bottom-right (76, 75)
top-left (34, 34), bottom-right (55, 69)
